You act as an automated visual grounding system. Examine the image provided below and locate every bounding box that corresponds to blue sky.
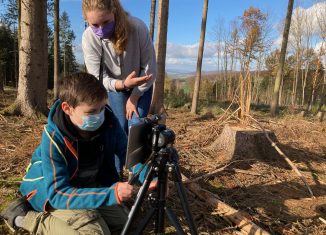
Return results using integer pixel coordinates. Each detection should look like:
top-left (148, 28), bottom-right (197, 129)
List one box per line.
top-left (0, 0), bottom-right (318, 72)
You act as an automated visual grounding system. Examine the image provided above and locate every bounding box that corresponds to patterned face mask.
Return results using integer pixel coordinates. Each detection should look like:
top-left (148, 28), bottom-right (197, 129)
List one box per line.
top-left (77, 109), bottom-right (105, 131)
top-left (91, 21), bottom-right (115, 39)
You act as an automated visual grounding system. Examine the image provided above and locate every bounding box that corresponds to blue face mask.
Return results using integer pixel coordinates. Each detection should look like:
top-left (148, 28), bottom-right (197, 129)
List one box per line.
top-left (77, 109), bottom-right (105, 131)
top-left (91, 21), bottom-right (115, 39)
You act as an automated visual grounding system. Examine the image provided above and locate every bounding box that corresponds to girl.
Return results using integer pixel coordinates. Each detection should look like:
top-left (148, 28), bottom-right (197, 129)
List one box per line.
top-left (82, 0), bottom-right (157, 134)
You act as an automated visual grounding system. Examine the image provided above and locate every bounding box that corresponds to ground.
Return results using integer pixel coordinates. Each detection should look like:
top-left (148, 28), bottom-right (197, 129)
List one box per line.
top-left (0, 88), bottom-right (326, 234)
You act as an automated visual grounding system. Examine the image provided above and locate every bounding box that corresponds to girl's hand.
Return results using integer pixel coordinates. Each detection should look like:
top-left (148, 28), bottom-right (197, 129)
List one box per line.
top-left (124, 71), bottom-right (152, 89)
top-left (126, 95), bottom-right (140, 120)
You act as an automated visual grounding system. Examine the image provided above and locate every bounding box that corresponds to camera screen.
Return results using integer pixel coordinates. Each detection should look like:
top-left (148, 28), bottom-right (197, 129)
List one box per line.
top-left (125, 120), bottom-right (152, 169)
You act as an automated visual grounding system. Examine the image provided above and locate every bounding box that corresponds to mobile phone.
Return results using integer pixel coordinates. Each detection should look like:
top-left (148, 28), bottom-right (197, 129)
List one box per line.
top-left (145, 64), bottom-right (149, 76)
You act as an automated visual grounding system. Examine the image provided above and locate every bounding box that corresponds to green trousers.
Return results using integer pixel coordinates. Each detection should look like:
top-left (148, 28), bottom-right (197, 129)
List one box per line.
top-left (21, 205), bottom-right (128, 235)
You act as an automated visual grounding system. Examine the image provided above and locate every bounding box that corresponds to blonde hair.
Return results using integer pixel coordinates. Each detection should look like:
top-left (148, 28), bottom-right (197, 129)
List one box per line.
top-left (82, 0), bottom-right (130, 55)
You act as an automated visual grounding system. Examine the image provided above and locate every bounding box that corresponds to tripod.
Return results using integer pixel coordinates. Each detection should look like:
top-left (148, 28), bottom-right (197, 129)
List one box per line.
top-left (121, 125), bottom-right (198, 235)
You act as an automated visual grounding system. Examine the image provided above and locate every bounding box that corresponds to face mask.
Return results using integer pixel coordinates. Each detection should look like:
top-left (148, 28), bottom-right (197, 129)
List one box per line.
top-left (77, 109), bottom-right (105, 131)
top-left (91, 21), bottom-right (115, 39)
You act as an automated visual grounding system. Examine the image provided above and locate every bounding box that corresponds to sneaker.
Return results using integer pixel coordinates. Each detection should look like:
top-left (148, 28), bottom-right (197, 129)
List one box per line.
top-left (0, 197), bottom-right (31, 232)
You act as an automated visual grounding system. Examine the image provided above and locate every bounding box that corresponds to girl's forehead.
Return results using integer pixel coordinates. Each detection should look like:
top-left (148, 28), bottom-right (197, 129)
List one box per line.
top-left (86, 9), bottom-right (113, 21)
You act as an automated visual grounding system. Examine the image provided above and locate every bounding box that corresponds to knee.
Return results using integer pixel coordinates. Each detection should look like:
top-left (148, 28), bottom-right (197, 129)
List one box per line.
top-left (66, 210), bottom-right (110, 235)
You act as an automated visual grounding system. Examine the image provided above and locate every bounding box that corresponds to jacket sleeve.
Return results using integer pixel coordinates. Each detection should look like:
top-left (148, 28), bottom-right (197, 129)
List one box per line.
top-left (41, 128), bottom-right (121, 209)
top-left (82, 28), bottom-right (118, 92)
top-left (131, 19), bottom-right (157, 97)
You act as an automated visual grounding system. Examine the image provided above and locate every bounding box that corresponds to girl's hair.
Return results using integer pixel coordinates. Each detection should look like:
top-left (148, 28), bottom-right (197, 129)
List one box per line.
top-left (82, 0), bottom-right (131, 55)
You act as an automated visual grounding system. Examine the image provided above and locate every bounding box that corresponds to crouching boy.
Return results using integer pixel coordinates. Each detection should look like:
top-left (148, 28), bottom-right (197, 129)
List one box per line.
top-left (1, 72), bottom-right (146, 234)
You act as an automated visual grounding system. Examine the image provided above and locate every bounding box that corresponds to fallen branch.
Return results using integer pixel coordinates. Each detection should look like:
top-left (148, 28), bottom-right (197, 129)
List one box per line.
top-left (246, 114), bottom-right (315, 199)
top-left (182, 173), bottom-right (271, 235)
top-left (319, 217), bottom-right (326, 225)
top-left (217, 107), bottom-right (240, 129)
top-left (0, 179), bottom-right (22, 184)
top-left (229, 168), bottom-right (266, 177)
top-left (0, 113), bottom-right (7, 123)
top-left (184, 159), bottom-right (256, 183)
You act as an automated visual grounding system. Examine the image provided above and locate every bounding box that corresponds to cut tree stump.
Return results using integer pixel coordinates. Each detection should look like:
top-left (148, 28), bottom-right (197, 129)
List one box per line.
top-left (317, 111), bottom-right (325, 122)
top-left (209, 124), bottom-right (279, 162)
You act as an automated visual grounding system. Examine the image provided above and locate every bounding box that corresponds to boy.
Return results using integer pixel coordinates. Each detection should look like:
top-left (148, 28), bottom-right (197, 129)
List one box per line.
top-left (1, 72), bottom-right (147, 234)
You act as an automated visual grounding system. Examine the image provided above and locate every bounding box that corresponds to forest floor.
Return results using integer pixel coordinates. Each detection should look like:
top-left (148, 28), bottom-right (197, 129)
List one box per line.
top-left (0, 87), bottom-right (326, 235)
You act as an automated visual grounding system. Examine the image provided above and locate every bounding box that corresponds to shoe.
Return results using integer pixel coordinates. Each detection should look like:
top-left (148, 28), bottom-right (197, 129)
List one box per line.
top-left (0, 197), bottom-right (31, 232)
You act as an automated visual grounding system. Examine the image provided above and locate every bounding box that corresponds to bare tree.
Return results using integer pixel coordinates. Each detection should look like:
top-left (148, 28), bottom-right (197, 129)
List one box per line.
top-left (306, 45), bottom-right (324, 112)
top-left (226, 20), bottom-right (239, 100)
top-left (316, 1), bottom-right (326, 112)
top-left (270, 0), bottom-right (294, 116)
top-left (238, 7), bottom-right (268, 120)
top-left (15, 0), bottom-right (48, 116)
top-left (149, 0), bottom-right (156, 40)
top-left (289, 6), bottom-right (305, 106)
top-left (212, 16), bottom-right (225, 101)
top-left (191, 0), bottom-right (209, 114)
top-left (53, 0), bottom-right (59, 99)
top-left (149, 0), bottom-right (169, 114)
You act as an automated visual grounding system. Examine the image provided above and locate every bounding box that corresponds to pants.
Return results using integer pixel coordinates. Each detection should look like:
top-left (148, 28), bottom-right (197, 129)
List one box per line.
top-left (108, 87), bottom-right (153, 135)
top-left (21, 205), bottom-right (128, 235)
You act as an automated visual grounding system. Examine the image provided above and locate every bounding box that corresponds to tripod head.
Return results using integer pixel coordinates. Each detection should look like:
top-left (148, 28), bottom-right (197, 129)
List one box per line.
top-left (125, 114), bottom-right (176, 169)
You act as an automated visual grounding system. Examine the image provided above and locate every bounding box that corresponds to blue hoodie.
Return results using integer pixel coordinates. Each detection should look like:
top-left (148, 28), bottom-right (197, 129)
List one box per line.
top-left (20, 100), bottom-right (146, 212)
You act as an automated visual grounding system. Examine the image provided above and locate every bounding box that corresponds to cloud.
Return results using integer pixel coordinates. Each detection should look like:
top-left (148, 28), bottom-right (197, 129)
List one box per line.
top-left (74, 41), bottom-right (219, 72)
top-left (274, 2), bottom-right (326, 49)
top-left (165, 42), bottom-right (218, 72)
top-left (167, 42), bottom-right (217, 59)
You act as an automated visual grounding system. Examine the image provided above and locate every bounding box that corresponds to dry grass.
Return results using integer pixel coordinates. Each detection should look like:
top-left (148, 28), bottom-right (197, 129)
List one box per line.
top-left (1, 88), bottom-right (326, 234)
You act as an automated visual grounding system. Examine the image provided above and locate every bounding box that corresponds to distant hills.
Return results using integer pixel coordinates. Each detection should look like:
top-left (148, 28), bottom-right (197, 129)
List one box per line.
top-left (167, 70), bottom-right (224, 80)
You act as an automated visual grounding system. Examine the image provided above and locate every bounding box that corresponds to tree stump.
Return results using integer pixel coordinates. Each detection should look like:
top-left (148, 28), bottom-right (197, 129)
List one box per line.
top-left (209, 124), bottom-right (279, 162)
top-left (317, 111), bottom-right (325, 122)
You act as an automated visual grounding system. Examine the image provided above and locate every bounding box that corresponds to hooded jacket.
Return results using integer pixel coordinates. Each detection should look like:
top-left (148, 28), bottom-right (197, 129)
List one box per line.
top-left (20, 100), bottom-right (137, 212)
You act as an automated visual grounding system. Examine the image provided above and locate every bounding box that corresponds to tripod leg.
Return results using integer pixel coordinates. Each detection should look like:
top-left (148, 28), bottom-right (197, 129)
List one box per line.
top-left (121, 166), bottom-right (155, 235)
top-left (165, 207), bottom-right (186, 235)
top-left (133, 207), bottom-right (156, 235)
top-left (171, 163), bottom-right (198, 235)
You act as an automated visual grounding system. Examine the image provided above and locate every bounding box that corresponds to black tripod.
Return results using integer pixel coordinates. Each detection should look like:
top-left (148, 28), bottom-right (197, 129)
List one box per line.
top-left (121, 125), bottom-right (198, 235)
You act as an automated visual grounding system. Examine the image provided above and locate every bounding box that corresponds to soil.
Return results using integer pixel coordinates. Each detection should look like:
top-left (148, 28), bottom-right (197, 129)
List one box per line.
top-left (0, 88), bottom-right (326, 234)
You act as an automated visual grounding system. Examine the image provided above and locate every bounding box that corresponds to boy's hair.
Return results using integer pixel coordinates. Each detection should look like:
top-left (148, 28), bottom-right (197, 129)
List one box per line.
top-left (82, 0), bottom-right (130, 55)
top-left (58, 72), bottom-right (108, 108)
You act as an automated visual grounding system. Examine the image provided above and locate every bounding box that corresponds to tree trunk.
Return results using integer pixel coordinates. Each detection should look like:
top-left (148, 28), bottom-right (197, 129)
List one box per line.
top-left (53, 0), bottom-right (60, 99)
top-left (292, 54), bottom-right (300, 106)
top-left (149, 0), bottom-right (156, 40)
top-left (317, 70), bottom-right (326, 112)
top-left (17, 0), bottom-right (21, 47)
top-left (0, 64), bottom-right (4, 93)
top-left (270, 0), bottom-right (294, 116)
top-left (13, 26), bottom-right (18, 88)
top-left (302, 61), bottom-right (310, 106)
top-left (149, 0), bottom-right (169, 114)
top-left (191, 0), bottom-right (209, 114)
top-left (307, 46), bottom-right (323, 112)
top-left (16, 0), bottom-right (48, 116)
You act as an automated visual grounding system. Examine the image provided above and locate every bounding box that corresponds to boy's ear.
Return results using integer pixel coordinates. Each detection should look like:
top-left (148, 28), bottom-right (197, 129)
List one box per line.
top-left (61, 102), bottom-right (73, 116)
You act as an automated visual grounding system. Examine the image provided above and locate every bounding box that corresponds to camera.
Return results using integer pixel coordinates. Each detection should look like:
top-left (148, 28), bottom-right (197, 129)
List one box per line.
top-left (125, 114), bottom-right (176, 169)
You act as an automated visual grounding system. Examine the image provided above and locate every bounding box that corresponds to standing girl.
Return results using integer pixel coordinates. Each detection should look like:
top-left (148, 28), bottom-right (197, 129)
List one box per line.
top-left (82, 0), bottom-right (156, 134)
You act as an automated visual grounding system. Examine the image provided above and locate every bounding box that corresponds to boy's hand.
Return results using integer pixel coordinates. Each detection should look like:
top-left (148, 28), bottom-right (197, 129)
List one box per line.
top-left (126, 95), bottom-right (140, 120)
top-left (124, 71), bottom-right (152, 89)
top-left (117, 182), bottom-right (134, 202)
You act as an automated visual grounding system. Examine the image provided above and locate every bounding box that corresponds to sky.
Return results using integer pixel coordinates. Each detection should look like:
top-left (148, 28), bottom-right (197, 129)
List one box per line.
top-left (0, 0), bottom-right (319, 73)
